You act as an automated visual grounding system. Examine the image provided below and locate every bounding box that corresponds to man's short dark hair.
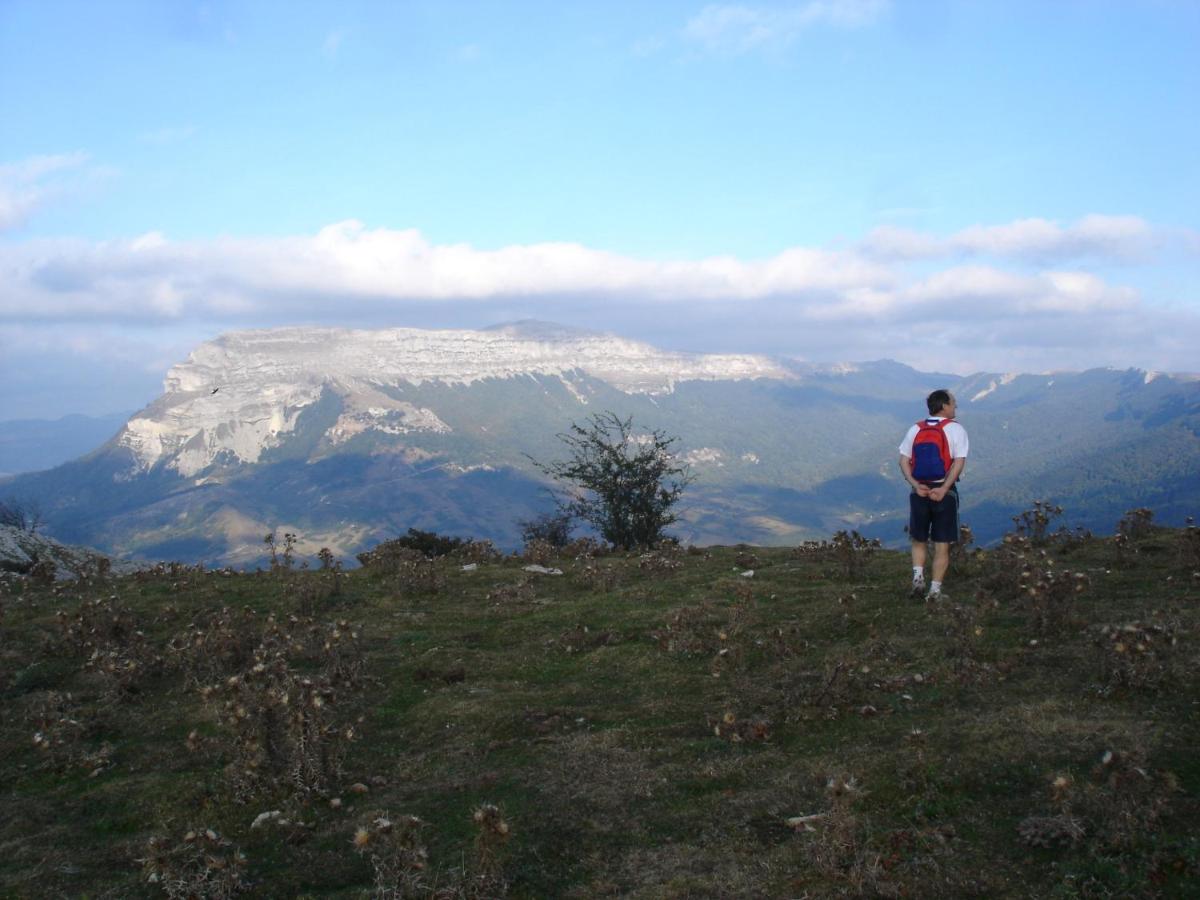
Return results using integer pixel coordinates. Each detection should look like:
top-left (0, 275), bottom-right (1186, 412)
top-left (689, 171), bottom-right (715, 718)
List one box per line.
top-left (926, 389), bottom-right (952, 416)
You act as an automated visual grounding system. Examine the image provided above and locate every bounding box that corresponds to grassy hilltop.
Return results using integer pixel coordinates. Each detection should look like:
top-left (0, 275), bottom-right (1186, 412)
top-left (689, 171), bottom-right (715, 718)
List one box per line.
top-left (1, 515), bottom-right (1198, 897)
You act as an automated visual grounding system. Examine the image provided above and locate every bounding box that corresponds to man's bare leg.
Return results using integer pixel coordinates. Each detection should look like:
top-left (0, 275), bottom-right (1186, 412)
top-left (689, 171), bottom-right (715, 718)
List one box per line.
top-left (929, 542), bottom-right (951, 596)
top-left (911, 540), bottom-right (927, 570)
top-left (910, 540), bottom-right (927, 594)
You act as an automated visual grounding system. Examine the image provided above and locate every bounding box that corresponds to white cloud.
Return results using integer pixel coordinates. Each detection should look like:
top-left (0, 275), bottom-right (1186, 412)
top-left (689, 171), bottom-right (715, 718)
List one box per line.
top-left (684, 0), bottom-right (889, 53)
top-left (863, 214), bottom-right (1158, 263)
top-left (0, 152), bottom-right (90, 232)
top-left (0, 219), bottom-right (1194, 377)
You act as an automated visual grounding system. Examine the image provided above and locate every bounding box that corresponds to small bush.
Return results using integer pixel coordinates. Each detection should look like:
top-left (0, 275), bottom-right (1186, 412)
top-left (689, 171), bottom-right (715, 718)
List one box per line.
top-left (394, 527), bottom-right (468, 558)
top-left (794, 531), bottom-right (880, 580)
top-left (141, 829), bottom-right (248, 899)
top-left (358, 529), bottom-right (467, 567)
top-left (578, 561), bottom-right (620, 593)
top-left (1020, 564), bottom-right (1090, 634)
top-left (1117, 507), bottom-right (1156, 539)
top-left (1009, 500), bottom-right (1064, 547)
top-left (796, 775), bottom-right (888, 894)
top-left (395, 558), bottom-right (446, 596)
top-left (517, 509), bottom-right (575, 549)
top-left (356, 541), bottom-right (425, 570)
top-left (521, 538), bottom-right (556, 566)
top-left (452, 540), bottom-right (503, 565)
top-left (486, 578), bottom-right (536, 605)
top-left (352, 812), bottom-right (432, 899)
top-left (1094, 618), bottom-right (1184, 692)
top-left (199, 657), bottom-right (359, 800)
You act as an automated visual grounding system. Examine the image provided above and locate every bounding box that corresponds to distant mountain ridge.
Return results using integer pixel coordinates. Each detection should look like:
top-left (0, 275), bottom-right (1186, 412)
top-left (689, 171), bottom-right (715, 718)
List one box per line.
top-left (5, 323), bottom-right (1199, 565)
top-left (0, 411), bottom-right (131, 477)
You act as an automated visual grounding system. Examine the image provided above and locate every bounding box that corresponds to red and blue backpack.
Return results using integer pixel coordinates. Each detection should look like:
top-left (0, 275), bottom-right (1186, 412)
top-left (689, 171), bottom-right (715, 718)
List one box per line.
top-left (911, 419), bottom-right (953, 484)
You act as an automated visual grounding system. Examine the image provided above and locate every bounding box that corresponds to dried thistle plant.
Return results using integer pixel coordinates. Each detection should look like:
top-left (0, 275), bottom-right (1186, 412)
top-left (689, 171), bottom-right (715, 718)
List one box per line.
top-left (467, 804), bottom-right (512, 898)
top-left (140, 829), bottom-right (248, 899)
top-left (795, 775), bottom-right (889, 894)
top-left (352, 812), bottom-right (432, 899)
top-left (200, 653), bottom-right (360, 801)
top-left (1094, 618), bottom-right (1184, 692)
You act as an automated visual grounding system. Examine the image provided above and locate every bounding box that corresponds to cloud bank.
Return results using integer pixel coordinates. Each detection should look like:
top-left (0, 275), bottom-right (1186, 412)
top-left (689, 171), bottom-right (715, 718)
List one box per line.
top-left (862, 215), bottom-right (1159, 263)
top-left (2, 215), bottom-right (1196, 383)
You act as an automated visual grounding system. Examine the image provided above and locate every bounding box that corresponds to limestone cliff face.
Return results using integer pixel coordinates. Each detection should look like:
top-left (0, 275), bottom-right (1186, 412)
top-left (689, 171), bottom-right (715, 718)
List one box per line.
top-left (115, 323), bottom-right (794, 477)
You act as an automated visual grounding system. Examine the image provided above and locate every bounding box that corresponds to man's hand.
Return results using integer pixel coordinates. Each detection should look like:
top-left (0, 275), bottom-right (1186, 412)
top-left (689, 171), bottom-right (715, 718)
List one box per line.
top-left (928, 486), bottom-right (947, 502)
top-left (915, 484), bottom-right (932, 498)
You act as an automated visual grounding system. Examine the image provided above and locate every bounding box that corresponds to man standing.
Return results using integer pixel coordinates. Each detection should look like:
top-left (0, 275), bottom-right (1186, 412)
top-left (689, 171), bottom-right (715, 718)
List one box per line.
top-left (898, 389), bottom-right (968, 599)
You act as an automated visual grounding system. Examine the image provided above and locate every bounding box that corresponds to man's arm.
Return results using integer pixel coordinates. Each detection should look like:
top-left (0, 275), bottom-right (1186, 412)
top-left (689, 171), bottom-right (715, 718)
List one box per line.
top-left (898, 454), bottom-right (930, 497)
top-left (929, 458), bottom-right (965, 501)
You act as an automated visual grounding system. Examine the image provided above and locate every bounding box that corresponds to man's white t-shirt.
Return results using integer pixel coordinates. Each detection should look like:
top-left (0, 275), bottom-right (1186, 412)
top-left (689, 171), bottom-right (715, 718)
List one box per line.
top-left (898, 417), bottom-right (969, 461)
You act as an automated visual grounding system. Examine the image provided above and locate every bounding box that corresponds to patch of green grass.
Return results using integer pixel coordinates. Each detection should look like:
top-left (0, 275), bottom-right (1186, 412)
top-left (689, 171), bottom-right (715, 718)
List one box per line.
top-left (0, 530), bottom-right (1197, 896)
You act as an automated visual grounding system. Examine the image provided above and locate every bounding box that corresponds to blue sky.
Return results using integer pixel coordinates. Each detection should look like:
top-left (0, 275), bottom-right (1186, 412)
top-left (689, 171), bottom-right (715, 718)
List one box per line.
top-left (2, 0), bottom-right (1198, 419)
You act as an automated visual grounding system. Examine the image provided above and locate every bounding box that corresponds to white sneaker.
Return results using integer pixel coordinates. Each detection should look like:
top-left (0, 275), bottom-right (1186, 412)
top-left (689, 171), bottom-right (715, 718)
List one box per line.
top-left (911, 575), bottom-right (925, 597)
top-left (925, 588), bottom-right (942, 602)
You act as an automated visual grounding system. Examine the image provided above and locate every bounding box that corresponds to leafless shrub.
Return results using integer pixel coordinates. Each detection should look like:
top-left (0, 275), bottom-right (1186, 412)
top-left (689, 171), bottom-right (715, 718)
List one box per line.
top-left (467, 804), bottom-right (512, 899)
top-left (1017, 814), bottom-right (1086, 848)
top-left (1007, 558), bottom-right (1090, 634)
top-left (651, 600), bottom-right (732, 657)
top-left (1093, 618), bottom-right (1184, 691)
top-left (1118, 507), bottom-right (1155, 539)
top-left (53, 595), bottom-right (164, 698)
top-left (264, 531), bottom-right (297, 572)
top-left (485, 578), bottom-right (536, 605)
top-left (167, 607), bottom-right (264, 688)
top-left (395, 558), bottom-right (446, 596)
top-left (1010, 500), bottom-right (1064, 547)
top-left (734, 548), bottom-right (758, 570)
top-left (938, 601), bottom-right (987, 683)
top-left (637, 550), bottom-right (683, 575)
top-left (1084, 749), bottom-right (1181, 851)
top-left (793, 531), bottom-right (880, 580)
top-left (517, 509), bottom-right (575, 549)
top-left (199, 655), bottom-right (360, 801)
top-left (708, 709), bottom-right (771, 743)
top-left (521, 538), bottom-right (556, 566)
top-left (577, 561), bottom-right (620, 593)
top-left (796, 775), bottom-right (890, 895)
top-left (356, 541), bottom-right (427, 571)
top-left (562, 536), bottom-right (606, 559)
top-left (54, 595), bottom-right (137, 655)
top-left (1020, 751), bottom-right (1183, 856)
top-left (27, 690), bottom-right (113, 775)
top-left (451, 540), bottom-right (503, 565)
top-left (140, 829), bottom-right (248, 899)
top-left (353, 812), bottom-right (433, 899)
top-left (29, 555), bottom-right (57, 584)
top-left (948, 524), bottom-right (975, 569)
top-left (319, 619), bottom-right (367, 688)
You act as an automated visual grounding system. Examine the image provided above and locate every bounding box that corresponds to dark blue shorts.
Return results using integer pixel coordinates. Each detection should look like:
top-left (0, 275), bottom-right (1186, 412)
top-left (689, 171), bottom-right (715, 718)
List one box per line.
top-left (909, 486), bottom-right (959, 543)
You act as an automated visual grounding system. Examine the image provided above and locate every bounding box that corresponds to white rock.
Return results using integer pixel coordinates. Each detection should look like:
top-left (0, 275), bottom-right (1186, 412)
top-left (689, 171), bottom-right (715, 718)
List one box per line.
top-left (251, 810), bottom-right (282, 829)
top-left (523, 565), bottom-right (563, 575)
